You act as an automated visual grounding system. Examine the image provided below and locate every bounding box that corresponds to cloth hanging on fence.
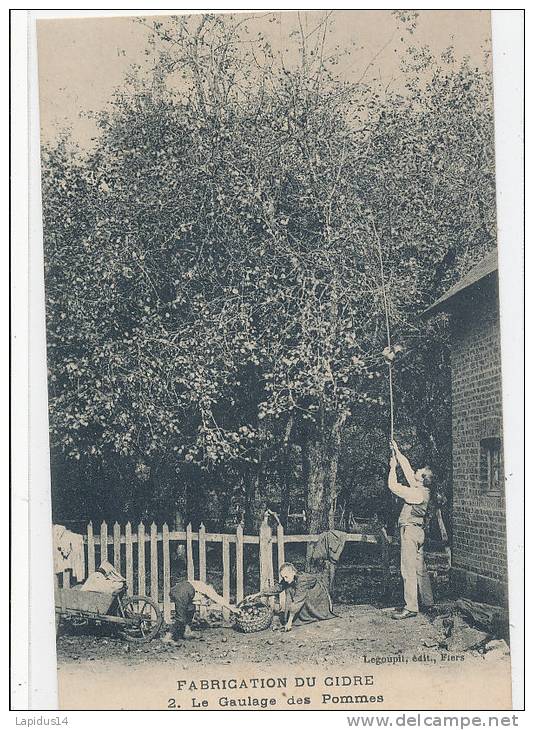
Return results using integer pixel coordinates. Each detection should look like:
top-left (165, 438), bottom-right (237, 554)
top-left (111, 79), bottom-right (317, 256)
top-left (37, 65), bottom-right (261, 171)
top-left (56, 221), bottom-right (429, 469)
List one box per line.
top-left (52, 524), bottom-right (86, 581)
top-left (311, 529), bottom-right (347, 565)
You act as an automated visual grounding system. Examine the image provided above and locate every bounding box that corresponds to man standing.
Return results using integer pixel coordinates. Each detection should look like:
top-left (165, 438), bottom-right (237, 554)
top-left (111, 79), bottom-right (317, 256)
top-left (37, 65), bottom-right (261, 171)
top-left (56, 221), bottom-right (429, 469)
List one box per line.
top-left (388, 440), bottom-right (434, 619)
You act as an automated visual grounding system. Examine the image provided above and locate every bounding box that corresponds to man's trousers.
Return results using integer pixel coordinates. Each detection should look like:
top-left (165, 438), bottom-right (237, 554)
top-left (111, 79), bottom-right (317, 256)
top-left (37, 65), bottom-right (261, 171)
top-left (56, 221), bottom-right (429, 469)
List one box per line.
top-left (400, 524), bottom-right (434, 613)
top-left (169, 580), bottom-right (196, 638)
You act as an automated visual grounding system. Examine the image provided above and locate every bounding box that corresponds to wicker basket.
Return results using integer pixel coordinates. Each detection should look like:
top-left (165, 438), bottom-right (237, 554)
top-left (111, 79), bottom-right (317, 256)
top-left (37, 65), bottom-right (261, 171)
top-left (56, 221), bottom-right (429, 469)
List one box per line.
top-left (235, 599), bottom-right (273, 633)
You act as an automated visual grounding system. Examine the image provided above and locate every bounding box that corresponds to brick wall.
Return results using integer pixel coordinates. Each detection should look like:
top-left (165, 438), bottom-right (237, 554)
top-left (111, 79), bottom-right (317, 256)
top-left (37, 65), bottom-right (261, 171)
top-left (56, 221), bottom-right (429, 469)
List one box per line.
top-left (449, 275), bottom-right (508, 606)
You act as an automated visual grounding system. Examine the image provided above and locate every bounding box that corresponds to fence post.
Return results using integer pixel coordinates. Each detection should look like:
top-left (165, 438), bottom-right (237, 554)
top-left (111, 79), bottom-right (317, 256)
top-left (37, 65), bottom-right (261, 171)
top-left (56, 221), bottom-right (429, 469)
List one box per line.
top-left (162, 522), bottom-right (171, 623)
top-left (222, 535), bottom-right (231, 621)
top-left (125, 522), bottom-right (133, 592)
top-left (186, 523), bottom-right (194, 581)
top-left (259, 512), bottom-right (274, 594)
top-left (236, 522), bottom-right (244, 605)
top-left (198, 524), bottom-right (207, 582)
top-left (276, 522), bottom-right (285, 574)
top-left (138, 522), bottom-right (146, 595)
top-left (198, 523), bottom-right (207, 618)
top-left (150, 522), bottom-right (158, 603)
top-left (100, 521), bottom-right (108, 563)
top-left (87, 521), bottom-right (95, 575)
top-left (113, 522), bottom-right (121, 573)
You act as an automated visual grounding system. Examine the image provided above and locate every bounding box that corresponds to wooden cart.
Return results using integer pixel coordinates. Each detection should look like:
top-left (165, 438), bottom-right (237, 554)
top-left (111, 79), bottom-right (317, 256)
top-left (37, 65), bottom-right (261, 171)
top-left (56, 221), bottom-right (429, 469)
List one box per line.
top-left (55, 584), bottom-right (163, 642)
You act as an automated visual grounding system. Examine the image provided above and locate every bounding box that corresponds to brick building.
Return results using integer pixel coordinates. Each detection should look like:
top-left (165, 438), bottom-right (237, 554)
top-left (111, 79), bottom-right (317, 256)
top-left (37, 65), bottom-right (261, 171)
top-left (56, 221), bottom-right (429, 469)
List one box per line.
top-left (426, 249), bottom-right (508, 606)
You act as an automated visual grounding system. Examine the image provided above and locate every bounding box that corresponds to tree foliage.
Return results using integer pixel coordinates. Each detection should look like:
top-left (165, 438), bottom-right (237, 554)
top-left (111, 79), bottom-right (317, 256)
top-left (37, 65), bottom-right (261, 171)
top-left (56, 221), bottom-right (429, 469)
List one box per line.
top-left (42, 13), bottom-right (496, 530)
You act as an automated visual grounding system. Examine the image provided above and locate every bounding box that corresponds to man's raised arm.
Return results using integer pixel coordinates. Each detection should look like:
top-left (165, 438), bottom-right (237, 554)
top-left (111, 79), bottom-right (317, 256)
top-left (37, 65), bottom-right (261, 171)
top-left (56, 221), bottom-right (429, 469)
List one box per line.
top-left (388, 455), bottom-right (424, 504)
top-left (391, 440), bottom-right (418, 488)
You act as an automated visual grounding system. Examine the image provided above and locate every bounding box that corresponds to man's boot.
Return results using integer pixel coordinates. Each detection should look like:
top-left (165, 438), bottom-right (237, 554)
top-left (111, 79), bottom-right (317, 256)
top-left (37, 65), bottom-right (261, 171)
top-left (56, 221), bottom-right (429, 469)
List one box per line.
top-left (392, 607), bottom-right (418, 620)
top-left (184, 624), bottom-right (201, 639)
top-left (161, 632), bottom-right (180, 646)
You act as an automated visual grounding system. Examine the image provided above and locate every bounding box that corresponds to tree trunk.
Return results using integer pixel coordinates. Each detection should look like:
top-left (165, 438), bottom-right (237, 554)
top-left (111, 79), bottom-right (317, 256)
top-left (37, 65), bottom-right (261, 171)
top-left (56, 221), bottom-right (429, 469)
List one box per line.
top-left (305, 439), bottom-right (329, 534)
top-left (244, 467), bottom-right (266, 533)
top-left (326, 414), bottom-right (346, 529)
top-left (326, 448), bottom-right (340, 530)
top-left (305, 414), bottom-right (346, 533)
top-left (304, 438), bottom-right (329, 568)
top-left (304, 413), bottom-right (347, 568)
top-left (280, 472), bottom-right (291, 529)
top-left (280, 416), bottom-right (294, 528)
top-left (173, 509), bottom-right (186, 570)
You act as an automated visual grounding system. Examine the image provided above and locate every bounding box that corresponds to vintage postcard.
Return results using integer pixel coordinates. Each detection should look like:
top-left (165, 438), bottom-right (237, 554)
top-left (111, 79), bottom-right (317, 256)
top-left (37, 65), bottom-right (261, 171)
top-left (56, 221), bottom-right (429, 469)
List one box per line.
top-left (33, 9), bottom-right (519, 711)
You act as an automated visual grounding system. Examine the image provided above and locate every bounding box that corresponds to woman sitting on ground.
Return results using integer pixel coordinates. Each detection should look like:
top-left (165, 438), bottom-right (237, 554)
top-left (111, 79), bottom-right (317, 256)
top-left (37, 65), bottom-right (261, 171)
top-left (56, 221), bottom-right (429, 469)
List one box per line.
top-left (253, 562), bottom-right (337, 632)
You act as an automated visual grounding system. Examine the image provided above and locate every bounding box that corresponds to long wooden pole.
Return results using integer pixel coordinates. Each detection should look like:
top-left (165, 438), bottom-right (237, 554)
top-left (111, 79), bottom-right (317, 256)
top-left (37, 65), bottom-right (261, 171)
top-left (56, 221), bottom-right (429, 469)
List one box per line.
top-left (387, 363), bottom-right (394, 441)
top-left (373, 219), bottom-right (394, 441)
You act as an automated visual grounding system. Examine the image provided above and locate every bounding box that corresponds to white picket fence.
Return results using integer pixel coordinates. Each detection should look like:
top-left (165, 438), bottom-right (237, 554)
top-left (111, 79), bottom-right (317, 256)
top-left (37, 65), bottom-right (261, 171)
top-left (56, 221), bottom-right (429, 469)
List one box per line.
top-left (57, 514), bottom-right (391, 624)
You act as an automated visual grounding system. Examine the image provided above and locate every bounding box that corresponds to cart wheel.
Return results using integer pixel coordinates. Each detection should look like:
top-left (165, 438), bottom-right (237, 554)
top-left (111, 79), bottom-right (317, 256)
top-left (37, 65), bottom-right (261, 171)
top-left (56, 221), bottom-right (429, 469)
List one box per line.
top-left (120, 595), bottom-right (163, 642)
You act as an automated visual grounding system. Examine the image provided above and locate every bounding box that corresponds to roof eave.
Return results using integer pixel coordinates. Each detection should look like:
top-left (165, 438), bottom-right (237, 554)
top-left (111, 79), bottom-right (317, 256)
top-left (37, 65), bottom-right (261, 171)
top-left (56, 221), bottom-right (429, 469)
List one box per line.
top-left (423, 248), bottom-right (498, 318)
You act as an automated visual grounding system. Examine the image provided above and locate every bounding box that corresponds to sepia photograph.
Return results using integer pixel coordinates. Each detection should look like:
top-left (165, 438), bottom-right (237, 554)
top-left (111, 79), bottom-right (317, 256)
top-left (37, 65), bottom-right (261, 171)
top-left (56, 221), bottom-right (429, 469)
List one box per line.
top-left (24, 8), bottom-right (522, 711)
